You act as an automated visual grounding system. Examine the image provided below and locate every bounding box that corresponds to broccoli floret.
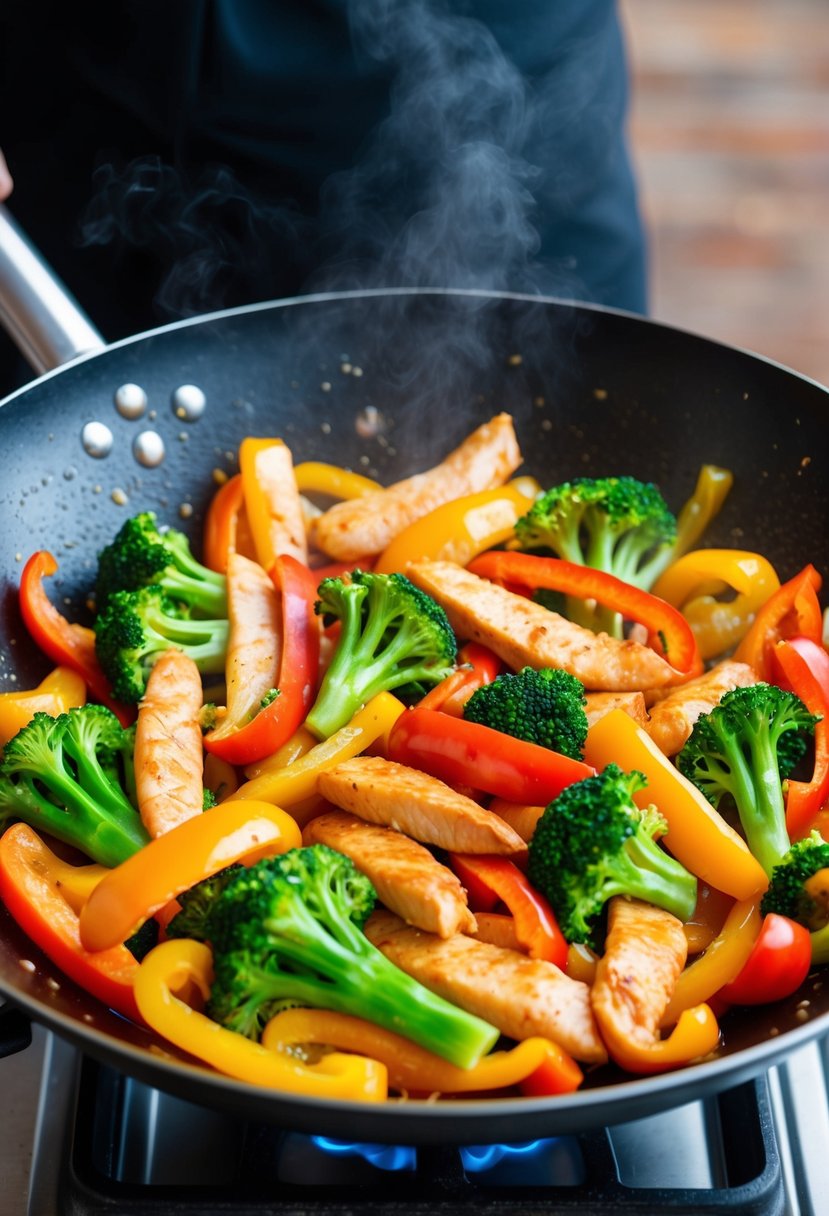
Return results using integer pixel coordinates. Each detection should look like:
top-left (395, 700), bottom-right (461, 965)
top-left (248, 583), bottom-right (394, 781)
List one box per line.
top-left (182, 845), bottom-right (499, 1068)
top-left (762, 832), bottom-right (829, 965)
top-left (0, 707), bottom-right (150, 866)
top-left (677, 683), bottom-right (819, 876)
top-left (95, 586), bottom-right (229, 703)
top-left (96, 512), bottom-right (227, 616)
top-left (202, 787), bottom-right (217, 810)
top-left (304, 571), bottom-right (457, 739)
top-left (167, 864), bottom-right (243, 943)
top-left (463, 666), bottom-right (588, 760)
top-left (528, 763), bottom-right (698, 948)
top-left (514, 476), bottom-right (677, 636)
top-left (124, 917), bottom-right (160, 961)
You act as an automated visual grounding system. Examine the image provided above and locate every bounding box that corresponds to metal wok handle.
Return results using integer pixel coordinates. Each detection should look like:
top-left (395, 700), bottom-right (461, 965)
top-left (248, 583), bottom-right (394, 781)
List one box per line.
top-left (0, 203), bottom-right (105, 374)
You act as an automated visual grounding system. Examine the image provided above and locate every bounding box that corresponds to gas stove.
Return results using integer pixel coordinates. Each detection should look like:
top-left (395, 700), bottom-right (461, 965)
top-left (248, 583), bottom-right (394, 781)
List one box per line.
top-left (3, 1023), bottom-right (829, 1215)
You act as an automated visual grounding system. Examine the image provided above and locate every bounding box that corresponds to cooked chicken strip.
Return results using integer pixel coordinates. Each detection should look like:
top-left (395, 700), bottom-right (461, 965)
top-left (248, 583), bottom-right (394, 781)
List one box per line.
top-left (303, 811), bottom-right (476, 938)
top-left (135, 650), bottom-right (204, 838)
top-left (309, 413), bottom-right (521, 560)
top-left (584, 691), bottom-right (648, 728)
top-left (317, 756), bottom-right (527, 856)
top-left (407, 561), bottom-right (681, 691)
top-left (365, 909), bottom-right (607, 1064)
top-left (590, 898), bottom-right (687, 1056)
top-left (646, 660), bottom-right (756, 755)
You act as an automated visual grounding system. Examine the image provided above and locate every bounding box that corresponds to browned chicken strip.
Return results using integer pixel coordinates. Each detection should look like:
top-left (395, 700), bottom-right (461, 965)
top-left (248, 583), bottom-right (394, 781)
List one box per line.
top-left (645, 660), bottom-right (757, 755)
top-left (590, 898), bottom-right (687, 1055)
top-left (135, 650), bottom-right (204, 838)
top-left (317, 756), bottom-right (527, 856)
top-left (406, 561), bottom-right (681, 691)
top-left (308, 413), bottom-right (522, 560)
top-left (584, 691), bottom-right (648, 728)
top-left (303, 810), bottom-right (476, 938)
top-left (365, 909), bottom-right (607, 1064)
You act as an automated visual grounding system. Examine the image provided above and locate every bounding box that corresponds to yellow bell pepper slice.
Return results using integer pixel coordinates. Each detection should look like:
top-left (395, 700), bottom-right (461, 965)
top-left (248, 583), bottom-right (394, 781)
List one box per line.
top-left (601, 1004), bottom-right (720, 1074)
top-left (672, 465), bottom-right (734, 557)
top-left (373, 481), bottom-right (538, 575)
top-left (135, 939), bottom-right (387, 1101)
top-left (262, 1008), bottom-right (582, 1095)
top-left (294, 462), bottom-right (381, 500)
top-left (79, 801), bottom-right (302, 952)
top-left (583, 710), bottom-right (768, 900)
top-left (227, 693), bottom-right (405, 821)
top-left (653, 550), bottom-right (780, 661)
top-left (661, 899), bottom-right (761, 1026)
top-left (0, 666), bottom-right (86, 751)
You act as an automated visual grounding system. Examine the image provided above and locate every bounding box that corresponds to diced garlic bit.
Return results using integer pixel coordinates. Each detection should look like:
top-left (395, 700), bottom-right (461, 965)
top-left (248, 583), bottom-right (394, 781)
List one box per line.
top-left (212, 468), bottom-right (229, 485)
top-left (18, 959), bottom-right (36, 973)
top-left (179, 502), bottom-right (194, 519)
top-left (111, 487), bottom-right (128, 505)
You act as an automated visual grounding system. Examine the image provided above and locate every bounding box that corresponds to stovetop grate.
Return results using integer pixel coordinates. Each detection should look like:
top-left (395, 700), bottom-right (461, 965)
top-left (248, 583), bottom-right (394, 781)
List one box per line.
top-left (52, 1051), bottom-right (784, 1216)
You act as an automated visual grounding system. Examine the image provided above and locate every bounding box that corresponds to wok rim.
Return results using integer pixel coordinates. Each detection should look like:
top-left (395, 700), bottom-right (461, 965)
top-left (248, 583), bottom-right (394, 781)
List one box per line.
top-left (0, 284), bottom-right (827, 1135)
top-left (2, 286), bottom-right (827, 410)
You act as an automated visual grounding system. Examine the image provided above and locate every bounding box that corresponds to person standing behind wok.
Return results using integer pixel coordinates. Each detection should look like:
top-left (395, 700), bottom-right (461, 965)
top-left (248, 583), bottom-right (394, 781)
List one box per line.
top-left (0, 0), bottom-right (646, 391)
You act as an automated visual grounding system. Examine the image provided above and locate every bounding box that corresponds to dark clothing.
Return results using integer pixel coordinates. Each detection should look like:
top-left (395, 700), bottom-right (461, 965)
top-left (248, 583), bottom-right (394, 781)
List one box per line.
top-left (0, 0), bottom-right (646, 389)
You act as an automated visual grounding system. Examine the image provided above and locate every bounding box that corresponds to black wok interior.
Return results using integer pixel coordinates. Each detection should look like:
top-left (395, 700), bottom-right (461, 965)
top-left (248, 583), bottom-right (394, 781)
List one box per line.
top-left (0, 288), bottom-right (826, 1141)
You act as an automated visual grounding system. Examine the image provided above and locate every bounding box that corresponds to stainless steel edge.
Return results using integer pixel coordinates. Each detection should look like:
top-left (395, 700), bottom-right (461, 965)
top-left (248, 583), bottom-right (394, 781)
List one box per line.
top-left (0, 204), bottom-right (105, 373)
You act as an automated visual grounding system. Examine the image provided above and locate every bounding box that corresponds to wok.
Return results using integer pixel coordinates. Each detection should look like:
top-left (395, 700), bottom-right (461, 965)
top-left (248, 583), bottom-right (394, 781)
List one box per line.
top-left (0, 204), bottom-right (827, 1144)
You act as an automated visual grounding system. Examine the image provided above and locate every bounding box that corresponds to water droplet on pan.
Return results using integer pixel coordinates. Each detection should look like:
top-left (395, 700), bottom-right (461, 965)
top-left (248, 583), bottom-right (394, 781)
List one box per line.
top-left (81, 422), bottom-right (113, 459)
top-left (114, 383), bottom-right (148, 420)
top-left (171, 384), bottom-right (206, 421)
top-left (133, 431), bottom-right (166, 468)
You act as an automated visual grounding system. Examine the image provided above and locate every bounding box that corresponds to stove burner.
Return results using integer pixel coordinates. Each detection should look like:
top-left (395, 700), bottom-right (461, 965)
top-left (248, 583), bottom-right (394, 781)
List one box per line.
top-left (311, 1137), bottom-right (416, 1172)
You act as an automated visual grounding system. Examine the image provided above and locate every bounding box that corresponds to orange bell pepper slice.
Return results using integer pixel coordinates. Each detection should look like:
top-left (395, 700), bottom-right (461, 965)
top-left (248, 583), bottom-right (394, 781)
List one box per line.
top-left (734, 564), bottom-right (823, 681)
top-left (374, 481), bottom-right (536, 575)
top-left (0, 823), bottom-right (140, 1021)
top-left (79, 800), bottom-right (302, 951)
top-left (583, 710), bottom-right (768, 900)
top-left (202, 474), bottom-right (258, 574)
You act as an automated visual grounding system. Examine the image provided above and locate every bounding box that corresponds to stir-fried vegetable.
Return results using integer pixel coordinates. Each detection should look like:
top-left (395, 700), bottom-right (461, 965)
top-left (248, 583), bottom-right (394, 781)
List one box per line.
top-left (1, 415), bottom-right (827, 1104)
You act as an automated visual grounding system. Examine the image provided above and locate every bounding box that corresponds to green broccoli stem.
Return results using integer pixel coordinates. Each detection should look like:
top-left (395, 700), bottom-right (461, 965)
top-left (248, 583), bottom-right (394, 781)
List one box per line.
top-left (256, 925), bottom-right (499, 1069)
top-left (305, 601), bottom-right (428, 739)
top-left (4, 771), bottom-right (148, 866)
top-left (144, 609), bottom-right (229, 673)
top-left (161, 567), bottom-right (227, 618)
top-left (727, 728), bottom-right (791, 876)
top-left (614, 831), bottom-right (699, 923)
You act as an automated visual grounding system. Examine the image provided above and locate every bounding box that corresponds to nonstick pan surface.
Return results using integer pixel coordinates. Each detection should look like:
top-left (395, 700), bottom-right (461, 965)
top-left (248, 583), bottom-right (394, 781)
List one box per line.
top-left (0, 287), bottom-right (827, 1141)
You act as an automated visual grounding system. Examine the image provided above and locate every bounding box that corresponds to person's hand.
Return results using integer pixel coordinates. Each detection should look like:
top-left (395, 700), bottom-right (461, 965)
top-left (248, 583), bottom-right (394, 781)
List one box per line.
top-left (0, 149), bottom-right (13, 201)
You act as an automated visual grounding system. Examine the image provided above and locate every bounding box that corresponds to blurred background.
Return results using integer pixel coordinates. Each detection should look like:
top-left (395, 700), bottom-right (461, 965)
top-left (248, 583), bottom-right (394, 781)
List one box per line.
top-left (621, 0), bottom-right (829, 387)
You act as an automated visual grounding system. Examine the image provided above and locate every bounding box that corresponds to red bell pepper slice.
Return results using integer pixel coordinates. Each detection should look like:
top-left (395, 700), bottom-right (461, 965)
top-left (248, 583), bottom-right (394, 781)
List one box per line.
top-left (468, 551), bottom-right (701, 677)
top-left (0, 823), bottom-right (140, 1021)
top-left (734, 564), bottom-right (823, 682)
top-left (387, 706), bottom-right (594, 804)
top-left (773, 637), bottom-right (829, 838)
top-left (417, 643), bottom-right (503, 716)
top-left (449, 853), bottom-right (568, 968)
top-left (204, 555), bottom-right (320, 766)
top-left (519, 1043), bottom-right (584, 1097)
top-left (18, 551), bottom-right (133, 727)
top-left (718, 912), bottom-right (812, 1006)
